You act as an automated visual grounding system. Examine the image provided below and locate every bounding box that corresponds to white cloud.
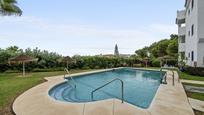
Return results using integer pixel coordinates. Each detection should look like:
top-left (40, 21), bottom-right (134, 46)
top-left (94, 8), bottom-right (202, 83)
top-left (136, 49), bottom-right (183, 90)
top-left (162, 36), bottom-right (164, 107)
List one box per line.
top-left (0, 16), bottom-right (177, 56)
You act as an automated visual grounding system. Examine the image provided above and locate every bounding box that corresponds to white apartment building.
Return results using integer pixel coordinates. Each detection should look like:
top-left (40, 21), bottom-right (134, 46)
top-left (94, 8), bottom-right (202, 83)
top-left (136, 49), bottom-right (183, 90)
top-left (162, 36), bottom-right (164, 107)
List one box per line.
top-left (176, 0), bottom-right (204, 67)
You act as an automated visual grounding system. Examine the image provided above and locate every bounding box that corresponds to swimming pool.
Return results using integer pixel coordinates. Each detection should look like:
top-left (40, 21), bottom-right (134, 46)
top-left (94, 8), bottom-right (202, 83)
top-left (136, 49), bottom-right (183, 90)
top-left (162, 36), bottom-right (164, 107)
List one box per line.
top-left (49, 68), bottom-right (165, 108)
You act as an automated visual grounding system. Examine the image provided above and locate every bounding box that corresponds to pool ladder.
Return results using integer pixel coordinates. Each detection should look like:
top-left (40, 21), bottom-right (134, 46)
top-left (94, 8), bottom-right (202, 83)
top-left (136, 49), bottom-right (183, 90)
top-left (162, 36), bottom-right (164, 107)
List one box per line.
top-left (160, 70), bottom-right (167, 84)
top-left (91, 78), bottom-right (124, 103)
top-left (64, 68), bottom-right (76, 88)
top-left (160, 67), bottom-right (180, 86)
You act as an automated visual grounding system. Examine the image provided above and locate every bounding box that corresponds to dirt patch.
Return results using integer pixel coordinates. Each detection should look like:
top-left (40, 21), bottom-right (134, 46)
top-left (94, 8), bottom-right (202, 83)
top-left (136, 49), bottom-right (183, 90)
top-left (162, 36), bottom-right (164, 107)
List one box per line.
top-left (194, 109), bottom-right (204, 115)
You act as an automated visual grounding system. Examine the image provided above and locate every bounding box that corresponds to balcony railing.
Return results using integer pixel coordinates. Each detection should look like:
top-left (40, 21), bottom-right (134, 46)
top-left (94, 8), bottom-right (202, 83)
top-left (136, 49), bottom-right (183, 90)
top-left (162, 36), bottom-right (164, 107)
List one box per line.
top-left (176, 10), bottom-right (186, 24)
top-left (199, 38), bottom-right (204, 43)
top-left (178, 26), bottom-right (186, 36)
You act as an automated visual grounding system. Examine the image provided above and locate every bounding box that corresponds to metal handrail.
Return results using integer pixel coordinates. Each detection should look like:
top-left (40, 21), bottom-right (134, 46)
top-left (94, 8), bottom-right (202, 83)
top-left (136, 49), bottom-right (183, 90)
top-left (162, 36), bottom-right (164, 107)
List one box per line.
top-left (160, 72), bottom-right (167, 84)
top-left (64, 68), bottom-right (76, 88)
top-left (91, 78), bottom-right (124, 103)
top-left (160, 67), bottom-right (176, 86)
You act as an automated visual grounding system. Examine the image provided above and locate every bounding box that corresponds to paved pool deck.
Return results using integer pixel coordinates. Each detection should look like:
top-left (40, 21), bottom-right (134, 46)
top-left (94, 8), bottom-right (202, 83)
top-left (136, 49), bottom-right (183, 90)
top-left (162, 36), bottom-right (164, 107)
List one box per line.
top-left (13, 68), bottom-right (195, 115)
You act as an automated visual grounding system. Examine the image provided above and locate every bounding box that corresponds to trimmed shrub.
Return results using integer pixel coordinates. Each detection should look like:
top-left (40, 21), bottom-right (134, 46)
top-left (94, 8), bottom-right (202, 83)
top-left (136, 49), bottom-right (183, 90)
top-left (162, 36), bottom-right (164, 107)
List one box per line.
top-left (132, 64), bottom-right (142, 67)
top-left (0, 64), bottom-right (9, 72)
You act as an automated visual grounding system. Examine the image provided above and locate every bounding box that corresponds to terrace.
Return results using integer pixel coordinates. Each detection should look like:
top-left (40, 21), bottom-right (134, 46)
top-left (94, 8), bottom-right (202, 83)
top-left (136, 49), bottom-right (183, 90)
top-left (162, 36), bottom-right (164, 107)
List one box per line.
top-left (12, 68), bottom-right (194, 115)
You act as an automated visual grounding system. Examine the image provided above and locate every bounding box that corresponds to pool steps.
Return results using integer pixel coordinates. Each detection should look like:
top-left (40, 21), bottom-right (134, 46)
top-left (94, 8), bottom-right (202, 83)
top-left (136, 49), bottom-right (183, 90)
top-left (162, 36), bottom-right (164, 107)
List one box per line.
top-left (51, 80), bottom-right (122, 103)
top-left (91, 78), bottom-right (124, 103)
top-left (64, 68), bottom-right (76, 88)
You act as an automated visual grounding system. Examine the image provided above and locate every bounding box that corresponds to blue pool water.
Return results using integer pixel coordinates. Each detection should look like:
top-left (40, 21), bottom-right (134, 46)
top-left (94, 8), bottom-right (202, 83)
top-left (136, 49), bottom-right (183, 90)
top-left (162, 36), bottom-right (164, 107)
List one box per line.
top-left (49, 68), bottom-right (164, 108)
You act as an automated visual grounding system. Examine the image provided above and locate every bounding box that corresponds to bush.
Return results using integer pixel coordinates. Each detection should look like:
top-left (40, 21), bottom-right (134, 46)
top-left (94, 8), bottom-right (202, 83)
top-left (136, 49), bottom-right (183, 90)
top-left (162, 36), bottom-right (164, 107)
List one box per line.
top-left (81, 66), bottom-right (90, 70)
top-left (151, 58), bottom-right (161, 67)
top-left (184, 66), bottom-right (204, 77)
top-left (132, 64), bottom-right (142, 67)
top-left (166, 60), bottom-right (178, 66)
top-left (0, 64), bottom-right (9, 72)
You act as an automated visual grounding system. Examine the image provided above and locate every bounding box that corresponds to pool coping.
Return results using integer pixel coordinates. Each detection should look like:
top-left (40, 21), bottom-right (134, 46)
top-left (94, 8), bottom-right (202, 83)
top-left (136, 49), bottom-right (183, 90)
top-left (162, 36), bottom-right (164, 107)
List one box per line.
top-left (12, 68), bottom-right (195, 115)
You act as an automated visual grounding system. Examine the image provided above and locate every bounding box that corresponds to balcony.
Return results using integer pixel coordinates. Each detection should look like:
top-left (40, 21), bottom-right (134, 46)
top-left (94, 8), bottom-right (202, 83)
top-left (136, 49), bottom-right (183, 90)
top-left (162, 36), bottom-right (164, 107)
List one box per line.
top-left (178, 26), bottom-right (186, 36)
top-left (199, 38), bottom-right (204, 43)
top-left (176, 10), bottom-right (186, 24)
top-left (179, 43), bottom-right (186, 52)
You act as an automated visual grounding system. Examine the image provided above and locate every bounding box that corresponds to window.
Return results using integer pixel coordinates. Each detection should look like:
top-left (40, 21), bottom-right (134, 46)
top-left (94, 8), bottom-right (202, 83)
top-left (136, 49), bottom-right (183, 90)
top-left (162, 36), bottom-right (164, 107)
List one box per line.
top-left (191, 51), bottom-right (194, 61)
top-left (180, 36), bottom-right (185, 43)
top-left (192, 0), bottom-right (194, 10)
top-left (188, 9), bottom-right (190, 15)
top-left (203, 57), bottom-right (204, 64)
top-left (191, 24), bottom-right (194, 36)
top-left (188, 52), bottom-right (190, 58)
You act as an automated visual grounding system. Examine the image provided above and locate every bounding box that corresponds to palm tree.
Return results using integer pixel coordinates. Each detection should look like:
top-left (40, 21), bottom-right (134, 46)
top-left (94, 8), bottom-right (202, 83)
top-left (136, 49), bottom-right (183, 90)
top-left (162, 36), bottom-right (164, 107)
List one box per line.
top-left (0, 0), bottom-right (22, 16)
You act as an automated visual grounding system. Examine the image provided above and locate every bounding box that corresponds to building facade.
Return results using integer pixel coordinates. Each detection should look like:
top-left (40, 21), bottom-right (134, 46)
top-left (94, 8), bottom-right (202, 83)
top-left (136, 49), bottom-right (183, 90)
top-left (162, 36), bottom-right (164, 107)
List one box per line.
top-left (176, 0), bottom-right (204, 67)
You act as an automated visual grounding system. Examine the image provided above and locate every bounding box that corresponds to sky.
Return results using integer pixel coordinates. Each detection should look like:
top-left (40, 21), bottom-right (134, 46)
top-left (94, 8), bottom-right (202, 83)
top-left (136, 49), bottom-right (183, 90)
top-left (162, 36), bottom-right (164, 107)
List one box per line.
top-left (0, 0), bottom-right (184, 56)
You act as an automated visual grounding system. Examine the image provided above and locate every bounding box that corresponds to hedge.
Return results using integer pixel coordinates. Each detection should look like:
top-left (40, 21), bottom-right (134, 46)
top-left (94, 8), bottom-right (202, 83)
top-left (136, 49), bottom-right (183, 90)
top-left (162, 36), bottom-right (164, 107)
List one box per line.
top-left (184, 66), bottom-right (204, 77)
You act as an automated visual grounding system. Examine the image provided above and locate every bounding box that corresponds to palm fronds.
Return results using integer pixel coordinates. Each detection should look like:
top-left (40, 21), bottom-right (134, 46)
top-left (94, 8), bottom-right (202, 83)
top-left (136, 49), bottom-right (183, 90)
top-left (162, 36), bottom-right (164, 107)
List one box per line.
top-left (0, 0), bottom-right (22, 16)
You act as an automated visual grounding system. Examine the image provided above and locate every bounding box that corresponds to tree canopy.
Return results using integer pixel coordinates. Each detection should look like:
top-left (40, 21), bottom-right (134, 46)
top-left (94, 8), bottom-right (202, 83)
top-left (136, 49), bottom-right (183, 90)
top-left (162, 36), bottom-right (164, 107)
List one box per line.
top-left (0, 34), bottom-right (179, 72)
top-left (135, 34), bottom-right (178, 59)
top-left (0, 0), bottom-right (22, 16)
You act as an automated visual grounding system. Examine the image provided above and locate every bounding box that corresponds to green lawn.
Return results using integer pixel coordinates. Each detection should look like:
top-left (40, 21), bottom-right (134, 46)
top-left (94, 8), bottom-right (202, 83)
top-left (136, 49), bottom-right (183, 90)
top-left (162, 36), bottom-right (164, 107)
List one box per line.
top-left (0, 69), bottom-right (95, 115)
top-left (179, 72), bottom-right (204, 81)
top-left (143, 67), bottom-right (160, 70)
top-left (182, 83), bottom-right (204, 104)
top-left (186, 92), bottom-right (204, 101)
top-left (145, 67), bottom-right (204, 81)
top-left (183, 83), bottom-right (204, 87)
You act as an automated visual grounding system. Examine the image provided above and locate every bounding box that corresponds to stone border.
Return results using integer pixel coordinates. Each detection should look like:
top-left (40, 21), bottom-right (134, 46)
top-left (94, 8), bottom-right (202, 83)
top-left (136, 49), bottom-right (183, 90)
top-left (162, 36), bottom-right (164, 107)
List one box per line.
top-left (188, 98), bottom-right (204, 112)
top-left (13, 68), bottom-right (195, 115)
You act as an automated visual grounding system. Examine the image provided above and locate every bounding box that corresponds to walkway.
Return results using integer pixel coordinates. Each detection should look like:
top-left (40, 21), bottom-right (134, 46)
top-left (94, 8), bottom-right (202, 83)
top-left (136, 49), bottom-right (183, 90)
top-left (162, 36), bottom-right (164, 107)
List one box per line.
top-left (181, 79), bottom-right (204, 112)
top-left (13, 69), bottom-right (194, 115)
top-left (181, 80), bottom-right (204, 85)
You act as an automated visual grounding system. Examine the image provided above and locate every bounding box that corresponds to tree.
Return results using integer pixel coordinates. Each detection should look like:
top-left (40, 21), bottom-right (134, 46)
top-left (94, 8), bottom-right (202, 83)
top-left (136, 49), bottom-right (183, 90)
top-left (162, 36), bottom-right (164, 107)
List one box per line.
top-left (114, 44), bottom-right (119, 57)
top-left (0, 0), bottom-right (22, 16)
top-left (62, 56), bottom-right (73, 69)
top-left (167, 39), bottom-right (178, 57)
top-left (170, 34), bottom-right (178, 40)
top-left (135, 47), bottom-right (148, 58)
top-left (150, 39), bottom-right (169, 57)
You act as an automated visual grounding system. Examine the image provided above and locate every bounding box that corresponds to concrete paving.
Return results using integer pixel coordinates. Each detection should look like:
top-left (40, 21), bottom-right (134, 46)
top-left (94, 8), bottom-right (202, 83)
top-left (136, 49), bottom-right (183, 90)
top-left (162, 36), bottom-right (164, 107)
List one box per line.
top-left (182, 80), bottom-right (204, 85)
top-left (13, 69), bottom-right (195, 115)
top-left (189, 98), bottom-right (204, 112)
top-left (184, 85), bottom-right (204, 93)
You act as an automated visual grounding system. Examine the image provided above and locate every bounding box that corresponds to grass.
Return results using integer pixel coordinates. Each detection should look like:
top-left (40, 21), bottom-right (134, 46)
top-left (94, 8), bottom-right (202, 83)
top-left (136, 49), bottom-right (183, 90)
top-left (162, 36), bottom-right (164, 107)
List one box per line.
top-left (183, 83), bottom-right (204, 87)
top-left (186, 91), bottom-right (204, 101)
top-left (179, 72), bottom-right (204, 115)
top-left (143, 67), bottom-right (160, 70)
top-left (182, 83), bottom-right (204, 101)
top-left (1, 67), bottom-right (203, 115)
top-left (145, 66), bottom-right (204, 81)
top-left (179, 72), bottom-right (204, 81)
top-left (145, 67), bottom-right (204, 114)
top-left (182, 82), bottom-right (204, 114)
top-left (0, 69), bottom-right (96, 115)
